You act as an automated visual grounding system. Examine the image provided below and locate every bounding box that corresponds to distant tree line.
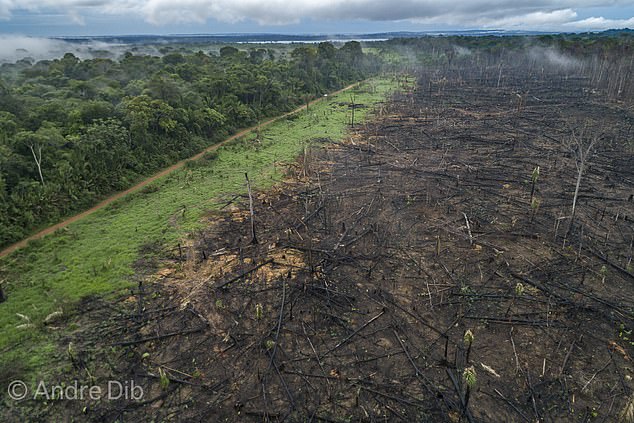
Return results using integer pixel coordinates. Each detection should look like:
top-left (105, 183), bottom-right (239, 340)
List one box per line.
top-left (379, 33), bottom-right (634, 100)
top-left (0, 42), bottom-right (380, 247)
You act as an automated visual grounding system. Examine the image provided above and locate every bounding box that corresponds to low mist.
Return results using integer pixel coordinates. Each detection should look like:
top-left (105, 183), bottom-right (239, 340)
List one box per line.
top-left (0, 35), bottom-right (161, 64)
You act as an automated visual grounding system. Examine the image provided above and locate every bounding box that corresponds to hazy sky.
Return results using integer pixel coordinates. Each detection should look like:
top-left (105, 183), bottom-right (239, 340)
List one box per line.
top-left (1, 0), bottom-right (634, 35)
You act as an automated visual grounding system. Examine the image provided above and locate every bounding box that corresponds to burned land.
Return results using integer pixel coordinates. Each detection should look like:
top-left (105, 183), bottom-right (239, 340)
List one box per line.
top-left (25, 67), bottom-right (634, 422)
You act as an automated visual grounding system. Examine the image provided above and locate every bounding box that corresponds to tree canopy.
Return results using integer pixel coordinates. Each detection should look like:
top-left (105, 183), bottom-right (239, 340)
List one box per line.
top-left (0, 43), bottom-right (380, 247)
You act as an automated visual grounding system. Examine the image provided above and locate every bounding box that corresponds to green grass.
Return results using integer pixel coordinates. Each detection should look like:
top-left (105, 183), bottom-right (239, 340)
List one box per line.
top-left (0, 76), bottom-right (398, 380)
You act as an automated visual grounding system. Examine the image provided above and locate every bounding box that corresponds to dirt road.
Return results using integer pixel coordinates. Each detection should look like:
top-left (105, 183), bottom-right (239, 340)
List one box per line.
top-left (0, 81), bottom-right (364, 258)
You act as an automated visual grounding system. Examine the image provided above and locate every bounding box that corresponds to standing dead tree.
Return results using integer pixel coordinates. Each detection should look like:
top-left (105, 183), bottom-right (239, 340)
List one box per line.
top-left (17, 130), bottom-right (47, 185)
top-left (245, 173), bottom-right (258, 245)
top-left (350, 93), bottom-right (356, 128)
top-left (564, 126), bottom-right (601, 242)
top-left (29, 143), bottom-right (45, 185)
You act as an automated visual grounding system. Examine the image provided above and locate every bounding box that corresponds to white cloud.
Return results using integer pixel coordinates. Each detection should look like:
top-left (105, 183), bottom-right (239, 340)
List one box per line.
top-left (479, 9), bottom-right (579, 28)
top-left (0, 0), bottom-right (633, 31)
top-left (0, 0), bottom-right (13, 19)
top-left (565, 15), bottom-right (634, 30)
top-left (68, 9), bottom-right (86, 25)
top-left (408, 8), bottom-right (579, 29)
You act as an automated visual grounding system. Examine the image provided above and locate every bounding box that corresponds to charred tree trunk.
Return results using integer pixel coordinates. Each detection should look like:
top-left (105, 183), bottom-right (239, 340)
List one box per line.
top-left (245, 173), bottom-right (258, 245)
top-left (350, 93), bottom-right (356, 128)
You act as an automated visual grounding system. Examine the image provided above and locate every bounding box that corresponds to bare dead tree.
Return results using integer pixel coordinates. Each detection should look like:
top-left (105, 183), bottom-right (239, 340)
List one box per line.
top-left (29, 143), bottom-right (44, 185)
top-left (496, 63), bottom-right (504, 88)
top-left (564, 126), bottom-right (601, 240)
top-left (350, 93), bottom-right (356, 128)
top-left (245, 173), bottom-right (258, 245)
top-left (515, 93), bottom-right (525, 113)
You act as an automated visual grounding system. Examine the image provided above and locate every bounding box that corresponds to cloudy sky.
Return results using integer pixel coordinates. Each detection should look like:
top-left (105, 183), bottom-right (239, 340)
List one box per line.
top-left (1, 0), bottom-right (634, 35)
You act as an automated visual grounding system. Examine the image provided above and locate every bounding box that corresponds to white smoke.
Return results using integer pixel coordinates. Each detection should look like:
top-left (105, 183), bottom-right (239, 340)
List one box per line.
top-left (528, 46), bottom-right (583, 70)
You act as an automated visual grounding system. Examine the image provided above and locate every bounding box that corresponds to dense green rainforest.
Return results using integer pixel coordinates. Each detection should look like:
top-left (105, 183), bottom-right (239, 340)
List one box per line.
top-left (0, 42), bottom-right (380, 247)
